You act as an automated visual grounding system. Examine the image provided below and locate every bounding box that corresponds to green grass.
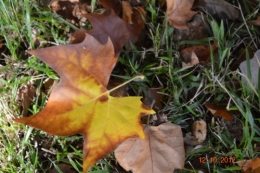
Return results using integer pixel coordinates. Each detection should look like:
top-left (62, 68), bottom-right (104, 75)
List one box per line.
top-left (0, 0), bottom-right (260, 172)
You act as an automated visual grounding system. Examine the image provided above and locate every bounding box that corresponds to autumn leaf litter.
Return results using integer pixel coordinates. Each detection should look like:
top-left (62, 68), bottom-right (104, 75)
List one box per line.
top-left (0, 0), bottom-right (260, 173)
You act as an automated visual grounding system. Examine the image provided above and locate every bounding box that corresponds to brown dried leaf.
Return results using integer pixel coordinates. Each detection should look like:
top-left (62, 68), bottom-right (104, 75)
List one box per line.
top-left (121, 3), bottom-right (146, 43)
top-left (71, 9), bottom-right (131, 56)
top-left (181, 39), bottom-right (218, 63)
top-left (166, 0), bottom-right (197, 29)
top-left (122, 1), bottom-right (133, 24)
top-left (205, 103), bottom-right (233, 121)
top-left (236, 157), bottom-right (260, 172)
top-left (115, 122), bottom-right (185, 173)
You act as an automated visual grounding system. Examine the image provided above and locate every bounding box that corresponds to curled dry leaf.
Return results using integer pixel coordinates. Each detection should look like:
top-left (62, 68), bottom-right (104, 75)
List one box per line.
top-left (236, 157), bottom-right (260, 173)
top-left (184, 120), bottom-right (207, 147)
top-left (182, 51), bottom-right (199, 67)
top-left (191, 120), bottom-right (207, 143)
top-left (166, 0), bottom-right (197, 29)
top-left (13, 13), bottom-right (155, 172)
top-left (205, 102), bottom-right (233, 121)
top-left (115, 122), bottom-right (185, 173)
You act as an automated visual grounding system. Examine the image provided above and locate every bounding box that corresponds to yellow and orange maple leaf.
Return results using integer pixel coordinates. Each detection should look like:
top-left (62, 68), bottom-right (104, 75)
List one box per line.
top-left (14, 17), bottom-right (154, 173)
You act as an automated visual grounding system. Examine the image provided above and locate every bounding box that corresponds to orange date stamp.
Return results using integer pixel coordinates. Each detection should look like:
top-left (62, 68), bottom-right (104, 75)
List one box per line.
top-left (199, 156), bottom-right (236, 164)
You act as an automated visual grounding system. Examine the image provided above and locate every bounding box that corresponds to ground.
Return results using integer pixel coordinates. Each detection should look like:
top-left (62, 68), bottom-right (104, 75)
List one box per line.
top-left (0, 0), bottom-right (260, 172)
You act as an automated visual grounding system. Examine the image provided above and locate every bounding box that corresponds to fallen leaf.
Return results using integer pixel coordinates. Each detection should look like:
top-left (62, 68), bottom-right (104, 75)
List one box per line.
top-left (236, 157), bottom-right (260, 172)
top-left (191, 120), bottom-right (207, 143)
top-left (14, 31), bottom-right (154, 172)
top-left (122, 1), bottom-right (133, 24)
top-left (182, 51), bottom-right (199, 67)
top-left (166, 0), bottom-right (197, 29)
top-left (128, 6), bottom-right (146, 43)
top-left (180, 39), bottom-right (218, 63)
top-left (239, 49), bottom-right (260, 90)
top-left (85, 9), bottom-right (131, 56)
top-left (205, 103), bottom-right (233, 121)
top-left (115, 122), bottom-right (185, 173)
top-left (198, 0), bottom-right (240, 21)
top-left (248, 16), bottom-right (260, 26)
top-left (184, 120), bottom-right (206, 154)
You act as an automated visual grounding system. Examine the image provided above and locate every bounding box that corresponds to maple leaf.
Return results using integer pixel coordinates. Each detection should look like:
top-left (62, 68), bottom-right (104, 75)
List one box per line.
top-left (115, 122), bottom-right (185, 173)
top-left (14, 32), bottom-right (154, 172)
top-left (166, 0), bottom-right (197, 29)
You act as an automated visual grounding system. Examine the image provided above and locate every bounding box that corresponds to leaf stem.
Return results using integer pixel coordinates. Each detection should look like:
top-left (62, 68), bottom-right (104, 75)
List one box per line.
top-left (107, 74), bottom-right (145, 94)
